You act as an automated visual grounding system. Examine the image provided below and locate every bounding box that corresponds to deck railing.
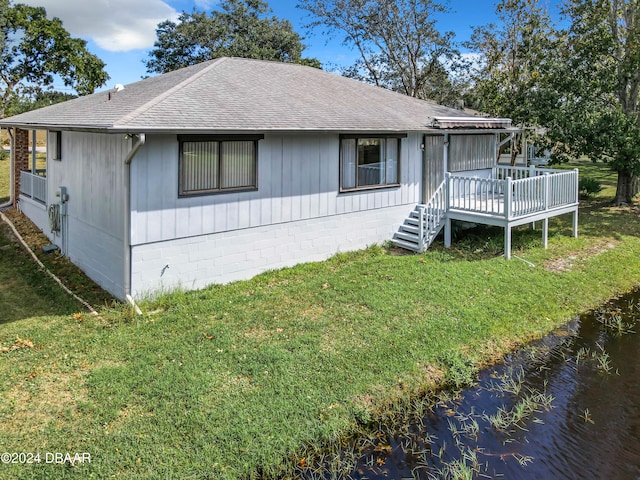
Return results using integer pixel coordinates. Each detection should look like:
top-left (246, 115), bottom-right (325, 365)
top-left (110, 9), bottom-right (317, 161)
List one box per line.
top-left (417, 179), bottom-right (447, 251)
top-left (448, 166), bottom-right (578, 220)
top-left (448, 175), bottom-right (505, 215)
top-left (20, 170), bottom-right (47, 204)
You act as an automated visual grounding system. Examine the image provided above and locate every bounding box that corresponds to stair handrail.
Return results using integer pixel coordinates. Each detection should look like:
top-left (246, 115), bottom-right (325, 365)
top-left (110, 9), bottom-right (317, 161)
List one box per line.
top-left (418, 179), bottom-right (447, 251)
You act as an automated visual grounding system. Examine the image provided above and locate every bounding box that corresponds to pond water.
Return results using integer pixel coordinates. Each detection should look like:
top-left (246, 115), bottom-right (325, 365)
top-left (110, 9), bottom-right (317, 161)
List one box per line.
top-left (304, 287), bottom-right (640, 479)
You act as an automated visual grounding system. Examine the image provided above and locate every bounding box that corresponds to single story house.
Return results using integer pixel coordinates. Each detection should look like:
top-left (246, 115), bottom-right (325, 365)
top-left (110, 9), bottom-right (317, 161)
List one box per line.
top-left (0, 57), bottom-right (578, 301)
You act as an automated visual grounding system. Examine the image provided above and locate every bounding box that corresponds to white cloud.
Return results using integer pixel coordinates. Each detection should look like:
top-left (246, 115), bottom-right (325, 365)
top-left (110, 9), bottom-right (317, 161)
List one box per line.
top-left (23, 0), bottom-right (180, 52)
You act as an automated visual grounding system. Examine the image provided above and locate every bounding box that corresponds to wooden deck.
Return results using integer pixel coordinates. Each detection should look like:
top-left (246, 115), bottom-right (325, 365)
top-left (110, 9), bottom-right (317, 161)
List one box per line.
top-left (393, 165), bottom-right (579, 258)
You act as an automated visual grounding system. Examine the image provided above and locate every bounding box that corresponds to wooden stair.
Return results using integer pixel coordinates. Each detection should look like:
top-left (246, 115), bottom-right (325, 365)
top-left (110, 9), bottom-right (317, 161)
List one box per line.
top-left (392, 206), bottom-right (445, 252)
top-left (392, 180), bottom-right (448, 253)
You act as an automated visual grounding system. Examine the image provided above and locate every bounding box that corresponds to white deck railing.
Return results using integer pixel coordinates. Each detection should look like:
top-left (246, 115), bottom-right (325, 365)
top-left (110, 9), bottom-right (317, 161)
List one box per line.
top-left (417, 179), bottom-right (447, 251)
top-left (447, 166), bottom-right (578, 220)
top-left (20, 171), bottom-right (47, 204)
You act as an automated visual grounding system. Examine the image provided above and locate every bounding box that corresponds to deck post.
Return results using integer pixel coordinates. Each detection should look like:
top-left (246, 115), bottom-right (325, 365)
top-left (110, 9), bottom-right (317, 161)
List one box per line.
top-left (542, 218), bottom-right (549, 248)
top-left (445, 172), bottom-right (451, 211)
top-left (31, 130), bottom-right (37, 174)
top-left (543, 172), bottom-right (550, 210)
top-left (504, 226), bottom-right (512, 259)
top-left (505, 177), bottom-right (512, 220)
top-left (444, 217), bottom-right (452, 248)
top-left (573, 168), bottom-right (579, 238)
top-left (418, 205), bottom-right (425, 252)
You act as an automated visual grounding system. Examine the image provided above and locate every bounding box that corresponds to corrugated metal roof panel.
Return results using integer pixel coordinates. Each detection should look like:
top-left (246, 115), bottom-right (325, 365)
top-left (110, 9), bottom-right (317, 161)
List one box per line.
top-left (432, 116), bottom-right (513, 129)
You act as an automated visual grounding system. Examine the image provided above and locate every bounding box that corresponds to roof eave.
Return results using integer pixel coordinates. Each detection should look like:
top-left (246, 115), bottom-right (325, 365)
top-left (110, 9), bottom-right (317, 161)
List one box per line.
top-left (0, 123), bottom-right (521, 136)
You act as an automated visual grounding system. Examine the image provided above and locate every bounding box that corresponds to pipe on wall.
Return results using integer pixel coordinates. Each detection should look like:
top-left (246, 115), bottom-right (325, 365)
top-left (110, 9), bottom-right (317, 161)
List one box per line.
top-left (123, 133), bottom-right (146, 311)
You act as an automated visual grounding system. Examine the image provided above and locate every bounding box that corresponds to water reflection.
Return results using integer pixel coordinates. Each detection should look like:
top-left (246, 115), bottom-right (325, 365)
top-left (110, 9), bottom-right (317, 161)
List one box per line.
top-left (305, 288), bottom-right (640, 479)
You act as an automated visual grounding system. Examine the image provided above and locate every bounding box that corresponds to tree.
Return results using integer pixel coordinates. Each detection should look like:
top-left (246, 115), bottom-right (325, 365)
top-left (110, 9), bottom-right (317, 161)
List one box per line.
top-left (297, 0), bottom-right (464, 105)
top-left (465, 0), bottom-right (555, 164)
top-left (538, 0), bottom-right (640, 204)
top-left (0, 3), bottom-right (109, 118)
top-left (0, 0), bottom-right (8, 56)
top-left (145, 0), bottom-right (319, 75)
top-left (4, 89), bottom-right (77, 117)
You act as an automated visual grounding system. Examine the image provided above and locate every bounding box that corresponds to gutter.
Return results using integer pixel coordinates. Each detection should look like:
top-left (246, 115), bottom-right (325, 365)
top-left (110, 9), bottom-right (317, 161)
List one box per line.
top-left (123, 133), bottom-right (145, 314)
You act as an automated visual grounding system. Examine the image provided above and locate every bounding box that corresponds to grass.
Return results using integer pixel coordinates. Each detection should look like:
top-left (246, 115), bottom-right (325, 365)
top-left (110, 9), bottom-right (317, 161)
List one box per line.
top-left (0, 152), bottom-right (8, 204)
top-left (0, 160), bottom-right (639, 479)
top-left (0, 221), bottom-right (83, 322)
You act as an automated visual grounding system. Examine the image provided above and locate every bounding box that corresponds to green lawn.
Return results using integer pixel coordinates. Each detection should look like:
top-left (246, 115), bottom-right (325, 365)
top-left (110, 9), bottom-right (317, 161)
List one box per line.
top-left (0, 160), bottom-right (639, 479)
top-left (0, 154), bottom-right (9, 204)
top-left (0, 222), bottom-right (83, 322)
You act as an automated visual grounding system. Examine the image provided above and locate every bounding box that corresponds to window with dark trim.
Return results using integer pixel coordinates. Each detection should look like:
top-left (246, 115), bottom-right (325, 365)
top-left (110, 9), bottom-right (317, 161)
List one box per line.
top-left (51, 131), bottom-right (62, 161)
top-left (340, 134), bottom-right (404, 191)
top-left (178, 135), bottom-right (263, 196)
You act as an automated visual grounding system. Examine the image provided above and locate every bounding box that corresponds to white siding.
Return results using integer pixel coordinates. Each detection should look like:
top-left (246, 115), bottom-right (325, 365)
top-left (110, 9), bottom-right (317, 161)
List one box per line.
top-left (18, 196), bottom-right (51, 240)
top-left (130, 204), bottom-right (412, 298)
top-left (448, 134), bottom-right (497, 172)
top-left (130, 132), bottom-right (422, 246)
top-left (45, 131), bottom-right (129, 299)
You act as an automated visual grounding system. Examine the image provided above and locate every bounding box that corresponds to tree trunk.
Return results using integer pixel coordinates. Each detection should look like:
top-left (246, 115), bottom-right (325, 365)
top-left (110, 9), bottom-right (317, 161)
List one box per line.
top-left (613, 170), bottom-right (639, 205)
top-left (509, 134), bottom-right (520, 166)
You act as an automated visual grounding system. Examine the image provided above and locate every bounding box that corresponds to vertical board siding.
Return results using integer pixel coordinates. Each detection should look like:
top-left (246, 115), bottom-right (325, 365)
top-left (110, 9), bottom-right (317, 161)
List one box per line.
top-left (423, 135), bottom-right (445, 202)
top-left (448, 134), bottom-right (496, 172)
top-left (47, 132), bottom-right (127, 239)
top-left (45, 131), bottom-right (128, 298)
top-left (130, 132), bottom-right (422, 246)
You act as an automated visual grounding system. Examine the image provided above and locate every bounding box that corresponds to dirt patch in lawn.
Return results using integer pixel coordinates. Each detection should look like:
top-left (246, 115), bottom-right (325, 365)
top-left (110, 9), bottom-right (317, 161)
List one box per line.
top-left (543, 240), bottom-right (618, 272)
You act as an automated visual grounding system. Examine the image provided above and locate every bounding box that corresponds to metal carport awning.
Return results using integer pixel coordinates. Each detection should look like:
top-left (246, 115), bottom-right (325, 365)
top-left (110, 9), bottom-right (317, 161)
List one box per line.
top-left (431, 116), bottom-right (513, 129)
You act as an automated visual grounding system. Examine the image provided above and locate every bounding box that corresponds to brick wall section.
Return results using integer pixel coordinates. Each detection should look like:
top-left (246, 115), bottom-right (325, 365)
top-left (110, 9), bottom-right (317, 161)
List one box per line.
top-left (12, 128), bottom-right (29, 207)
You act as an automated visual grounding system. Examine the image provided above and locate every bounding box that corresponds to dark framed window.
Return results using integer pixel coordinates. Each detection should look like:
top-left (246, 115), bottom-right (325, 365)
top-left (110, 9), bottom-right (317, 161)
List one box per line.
top-left (178, 135), bottom-right (263, 196)
top-left (51, 131), bottom-right (62, 161)
top-left (340, 134), bottom-right (404, 191)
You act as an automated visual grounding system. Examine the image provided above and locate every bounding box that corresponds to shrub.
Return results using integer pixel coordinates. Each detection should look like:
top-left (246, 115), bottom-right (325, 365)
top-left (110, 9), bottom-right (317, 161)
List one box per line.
top-left (579, 177), bottom-right (602, 199)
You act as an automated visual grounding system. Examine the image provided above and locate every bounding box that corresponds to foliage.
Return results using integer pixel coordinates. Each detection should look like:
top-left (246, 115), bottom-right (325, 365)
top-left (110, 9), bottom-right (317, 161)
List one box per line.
top-left (579, 177), bottom-right (603, 199)
top-left (3, 89), bottom-right (76, 117)
top-left (536, 0), bottom-right (640, 204)
top-left (465, 0), bottom-right (555, 164)
top-left (145, 0), bottom-right (319, 74)
top-left (466, 0), bottom-right (553, 124)
top-left (2, 160), bottom-right (640, 478)
top-left (298, 0), bottom-right (465, 106)
top-left (437, 351), bottom-right (478, 389)
top-left (0, 0), bottom-right (7, 56)
top-left (0, 3), bottom-right (109, 118)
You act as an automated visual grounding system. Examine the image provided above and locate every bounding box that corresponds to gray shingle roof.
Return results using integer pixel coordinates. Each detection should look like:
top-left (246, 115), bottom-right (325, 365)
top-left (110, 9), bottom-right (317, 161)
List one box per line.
top-left (0, 57), bottom-right (471, 133)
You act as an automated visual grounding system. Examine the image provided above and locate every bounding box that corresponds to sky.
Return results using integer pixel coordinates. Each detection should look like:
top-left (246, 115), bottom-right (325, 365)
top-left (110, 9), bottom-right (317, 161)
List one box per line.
top-left (19, 0), bottom-right (534, 92)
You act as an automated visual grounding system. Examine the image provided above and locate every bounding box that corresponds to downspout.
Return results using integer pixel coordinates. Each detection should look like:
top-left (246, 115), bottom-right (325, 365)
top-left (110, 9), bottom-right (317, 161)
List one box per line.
top-left (123, 133), bottom-right (145, 314)
top-left (0, 128), bottom-right (15, 209)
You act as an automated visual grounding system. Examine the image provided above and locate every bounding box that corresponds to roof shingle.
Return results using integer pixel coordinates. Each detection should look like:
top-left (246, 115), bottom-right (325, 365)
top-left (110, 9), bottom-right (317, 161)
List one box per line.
top-left (0, 57), bottom-right (470, 133)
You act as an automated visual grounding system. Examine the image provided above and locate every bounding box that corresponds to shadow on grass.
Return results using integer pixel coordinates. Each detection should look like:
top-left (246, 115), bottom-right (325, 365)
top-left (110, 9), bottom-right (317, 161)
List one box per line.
top-left (420, 197), bottom-right (638, 263)
top-left (0, 224), bottom-right (91, 325)
top-left (573, 199), bottom-right (639, 240)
